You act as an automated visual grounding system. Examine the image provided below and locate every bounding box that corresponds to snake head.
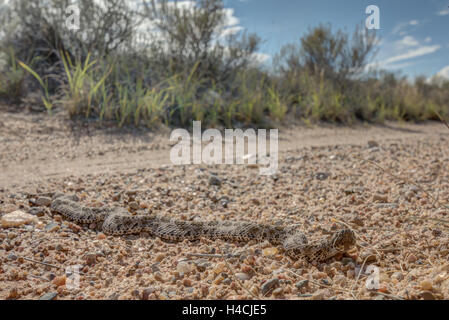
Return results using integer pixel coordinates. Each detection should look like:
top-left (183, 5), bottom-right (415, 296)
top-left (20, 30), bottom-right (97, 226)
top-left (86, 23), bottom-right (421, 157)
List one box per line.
top-left (331, 228), bottom-right (356, 251)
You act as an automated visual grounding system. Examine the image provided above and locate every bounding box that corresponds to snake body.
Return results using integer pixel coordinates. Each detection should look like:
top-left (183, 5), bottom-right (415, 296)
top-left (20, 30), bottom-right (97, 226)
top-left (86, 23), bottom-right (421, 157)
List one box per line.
top-left (50, 194), bottom-right (356, 262)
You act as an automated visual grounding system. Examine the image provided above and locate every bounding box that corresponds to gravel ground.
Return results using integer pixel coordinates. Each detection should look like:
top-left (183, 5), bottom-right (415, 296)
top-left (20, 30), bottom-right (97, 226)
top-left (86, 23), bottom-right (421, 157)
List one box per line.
top-left (1, 108), bottom-right (449, 300)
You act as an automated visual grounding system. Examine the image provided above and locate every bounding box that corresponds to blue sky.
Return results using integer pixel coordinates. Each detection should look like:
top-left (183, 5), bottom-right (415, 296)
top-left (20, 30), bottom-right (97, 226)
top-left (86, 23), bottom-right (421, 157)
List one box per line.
top-left (223, 0), bottom-right (449, 79)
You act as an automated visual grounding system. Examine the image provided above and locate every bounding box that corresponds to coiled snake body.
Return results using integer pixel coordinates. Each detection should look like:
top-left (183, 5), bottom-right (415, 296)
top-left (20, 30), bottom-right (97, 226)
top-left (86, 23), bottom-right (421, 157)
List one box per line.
top-left (50, 194), bottom-right (356, 262)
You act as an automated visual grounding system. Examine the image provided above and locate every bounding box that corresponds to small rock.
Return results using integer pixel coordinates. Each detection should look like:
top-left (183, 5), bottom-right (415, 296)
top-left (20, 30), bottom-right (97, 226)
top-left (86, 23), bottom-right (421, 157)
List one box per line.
top-left (407, 254), bottom-right (417, 263)
top-left (194, 260), bottom-right (210, 272)
top-left (372, 194), bottom-right (388, 203)
top-left (315, 172), bottom-right (329, 181)
top-left (235, 273), bottom-right (251, 281)
top-left (7, 287), bottom-right (19, 299)
top-left (183, 278), bottom-right (192, 287)
top-left (39, 292), bottom-right (58, 300)
top-left (209, 175), bottom-right (222, 186)
top-left (7, 254), bottom-right (18, 261)
top-left (420, 291), bottom-right (435, 300)
top-left (420, 279), bottom-right (432, 291)
top-left (351, 217), bottom-right (364, 227)
top-left (150, 263), bottom-right (160, 273)
top-left (347, 269), bottom-right (355, 279)
top-left (261, 278), bottom-right (280, 296)
top-left (142, 288), bottom-right (155, 300)
top-left (36, 197), bottom-right (52, 207)
top-left (52, 276), bottom-right (66, 287)
top-left (29, 207), bottom-right (45, 217)
top-left (262, 247), bottom-right (278, 256)
top-left (112, 192), bottom-right (122, 202)
top-left (154, 272), bottom-right (164, 282)
top-left (367, 140), bottom-right (379, 148)
top-left (128, 201), bottom-right (139, 210)
top-left (311, 289), bottom-right (327, 300)
top-left (1, 210), bottom-right (39, 228)
top-left (45, 222), bottom-right (60, 232)
top-left (391, 272), bottom-right (404, 281)
top-left (333, 275), bottom-right (346, 286)
top-left (272, 287), bottom-right (283, 297)
top-left (251, 198), bottom-right (261, 205)
top-left (295, 280), bottom-right (309, 290)
top-left (177, 261), bottom-right (192, 274)
top-left (97, 233), bottom-right (106, 240)
top-left (84, 253), bottom-right (97, 266)
top-left (359, 252), bottom-right (377, 263)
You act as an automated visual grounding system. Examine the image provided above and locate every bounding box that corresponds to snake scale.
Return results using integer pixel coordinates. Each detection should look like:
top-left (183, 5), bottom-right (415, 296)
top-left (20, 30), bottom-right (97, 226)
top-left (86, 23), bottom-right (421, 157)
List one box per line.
top-left (50, 193), bottom-right (356, 262)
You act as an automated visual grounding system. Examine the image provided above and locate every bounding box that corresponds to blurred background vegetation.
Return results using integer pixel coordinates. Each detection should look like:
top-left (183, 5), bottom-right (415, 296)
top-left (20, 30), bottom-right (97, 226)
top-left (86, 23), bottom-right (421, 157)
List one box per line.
top-left (0, 0), bottom-right (448, 128)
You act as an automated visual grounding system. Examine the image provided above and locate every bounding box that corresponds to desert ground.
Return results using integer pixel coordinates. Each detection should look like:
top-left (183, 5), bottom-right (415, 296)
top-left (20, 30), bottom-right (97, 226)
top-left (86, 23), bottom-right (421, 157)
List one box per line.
top-left (1, 107), bottom-right (449, 300)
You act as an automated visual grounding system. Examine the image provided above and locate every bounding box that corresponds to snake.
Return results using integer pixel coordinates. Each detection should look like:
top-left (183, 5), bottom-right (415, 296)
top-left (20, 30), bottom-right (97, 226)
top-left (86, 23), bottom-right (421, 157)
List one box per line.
top-left (49, 193), bottom-right (356, 262)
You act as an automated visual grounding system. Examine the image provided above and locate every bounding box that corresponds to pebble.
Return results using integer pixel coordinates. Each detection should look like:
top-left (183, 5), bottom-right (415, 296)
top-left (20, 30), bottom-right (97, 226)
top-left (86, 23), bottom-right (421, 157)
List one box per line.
top-left (260, 278), bottom-right (279, 296)
top-left (45, 222), bottom-right (60, 232)
top-left (142, 288), bottom-right (155, 300)
top-left (52, 276), bottom-right (66, 287)
top-left (235, 273), bottom-right (251, 281)
top-left (128, 201), bottom-right (139, 210)
top-left (359, 251), bottom-right (377, 263)
top-left (7, 253), bottom-right (18, 261)
top-left (315, 172), bottom-right (329, 181)
top-left (177, 261), bottom-right (193, 274)
top-left (420, 279), bottom-right (432, 291)
top-left (311, 289), bottom-right (327, 300)
top-left (367, 140), bottom-right (379, 148)
top-left (29, 207), bottom-right (45, 217)
top-left (39, 292), bottom-right (58, 300)
top-left (209, 175), bottom-right (222, 186)
top-left (1, 210), bottom-right (38, 228)
top-left (407, 254), bottom-right (417, 263)
top-left (372, 194), bottom-right (388, 203)
top-left (262, 247), bottom-right (278, 256)
top-left (84, 253), bottom-right (97, 266)
top-left (272, 287), bottom-right (283, 297)
top-left (35, 197), bottom-right (52, 207)
top-left (295, 280), bottom-right (309, 290)
top-left (182, 279), bottom-right (192, 287)
top-left (420, 291), bottom-right (435, 300)
top-left (391, 272), bottom-right (404, 281)
top-left (7, 287), bottom-right (19, 299)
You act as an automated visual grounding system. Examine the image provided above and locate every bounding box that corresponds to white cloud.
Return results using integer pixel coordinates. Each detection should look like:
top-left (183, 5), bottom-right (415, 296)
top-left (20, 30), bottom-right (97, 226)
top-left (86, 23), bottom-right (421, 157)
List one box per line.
top-left (437, 8), bottom-right (449, 16)
top-left (251, 52), bottom-right (270, 64)
top-left (424, 36), bottom-right (432, 43)
top-left (220, 25), bottom-right (244, 37)
top-left (383, 45), bottom-right (441, 65)
top-left (392, 20), bottom-right (420, 35)
top-left (396, 36), bottom-right (419, 47)
top-left (436, 65), bottom-right (449, 79)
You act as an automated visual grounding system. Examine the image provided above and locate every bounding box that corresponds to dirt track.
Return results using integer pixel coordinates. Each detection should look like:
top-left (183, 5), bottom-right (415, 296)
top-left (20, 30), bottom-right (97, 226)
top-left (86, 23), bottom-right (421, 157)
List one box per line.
top-left (1, 109), bottom-right (447, 189)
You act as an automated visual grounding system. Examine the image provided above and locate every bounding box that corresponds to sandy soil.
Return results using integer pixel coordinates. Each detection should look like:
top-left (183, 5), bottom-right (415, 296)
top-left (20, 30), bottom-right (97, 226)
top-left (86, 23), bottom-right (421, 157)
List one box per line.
top-left (1, 107), bottom-right (449, 300)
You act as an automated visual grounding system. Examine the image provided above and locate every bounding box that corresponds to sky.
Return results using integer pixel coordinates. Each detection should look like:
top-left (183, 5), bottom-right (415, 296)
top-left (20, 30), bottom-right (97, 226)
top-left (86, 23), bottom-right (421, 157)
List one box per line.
top-left (222, 0), bottom-right (449, 79)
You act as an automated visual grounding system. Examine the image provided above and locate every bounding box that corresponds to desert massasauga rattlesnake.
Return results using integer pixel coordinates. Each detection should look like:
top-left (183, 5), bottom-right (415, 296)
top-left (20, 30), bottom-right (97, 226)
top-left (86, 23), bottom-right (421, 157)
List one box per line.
top-left (49, 193), bottom-right (356, 262)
